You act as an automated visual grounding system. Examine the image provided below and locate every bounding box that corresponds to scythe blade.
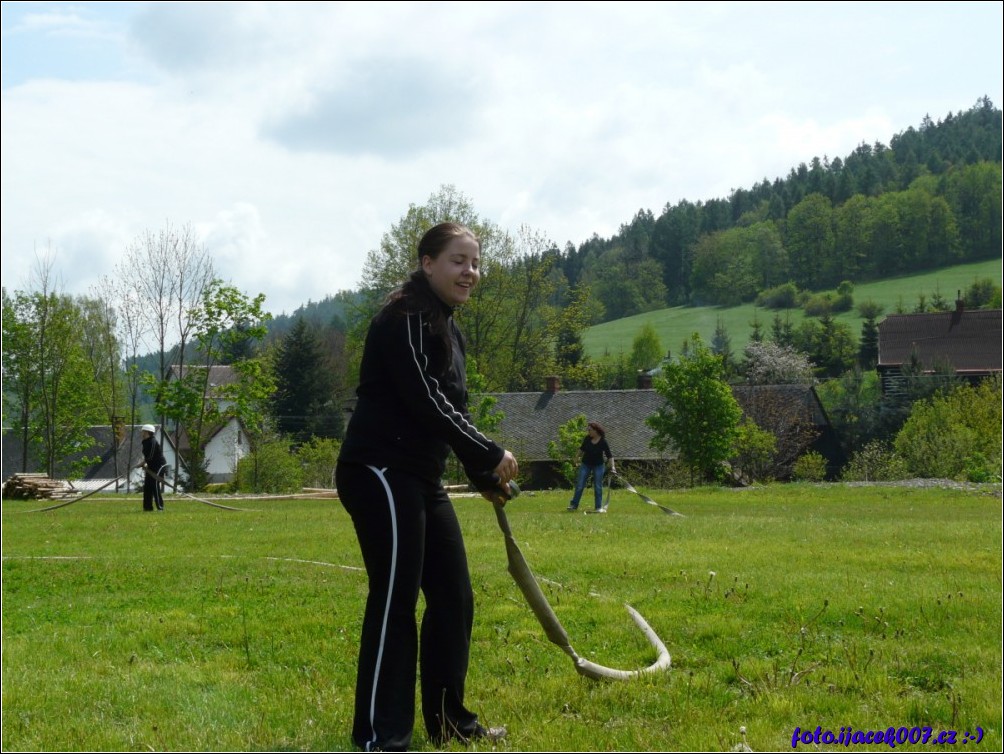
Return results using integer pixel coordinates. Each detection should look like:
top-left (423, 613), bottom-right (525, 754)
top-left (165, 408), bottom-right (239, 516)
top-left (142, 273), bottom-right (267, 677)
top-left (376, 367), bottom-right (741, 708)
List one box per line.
top-left (491, 501), bottom-right (671, 681)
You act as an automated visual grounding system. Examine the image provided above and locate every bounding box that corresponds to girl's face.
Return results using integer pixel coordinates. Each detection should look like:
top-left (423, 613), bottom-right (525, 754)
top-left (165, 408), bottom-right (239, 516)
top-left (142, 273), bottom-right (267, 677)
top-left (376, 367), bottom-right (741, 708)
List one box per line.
top-left (422, 234), bottom-right (481, 306)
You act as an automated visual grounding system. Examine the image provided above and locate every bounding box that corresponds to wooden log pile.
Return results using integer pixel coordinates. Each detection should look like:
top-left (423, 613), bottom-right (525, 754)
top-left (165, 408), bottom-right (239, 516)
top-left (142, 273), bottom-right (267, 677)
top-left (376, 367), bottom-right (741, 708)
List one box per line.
top-left (2, 473), bottom-right (78, 501)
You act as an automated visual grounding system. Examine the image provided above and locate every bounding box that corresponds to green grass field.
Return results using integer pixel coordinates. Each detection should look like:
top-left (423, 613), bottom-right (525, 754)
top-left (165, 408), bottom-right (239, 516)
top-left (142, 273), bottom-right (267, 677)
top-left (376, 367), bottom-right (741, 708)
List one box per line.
top-left (582, 258), bottom-right (1003, 359)
top-left (3, 484), bottom-right (1001, 752)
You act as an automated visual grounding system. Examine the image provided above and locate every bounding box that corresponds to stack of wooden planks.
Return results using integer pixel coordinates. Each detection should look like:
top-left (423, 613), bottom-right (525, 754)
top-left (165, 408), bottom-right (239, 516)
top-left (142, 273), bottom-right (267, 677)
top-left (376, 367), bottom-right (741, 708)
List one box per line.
top-left (2, 473), bottom-right (78, 501)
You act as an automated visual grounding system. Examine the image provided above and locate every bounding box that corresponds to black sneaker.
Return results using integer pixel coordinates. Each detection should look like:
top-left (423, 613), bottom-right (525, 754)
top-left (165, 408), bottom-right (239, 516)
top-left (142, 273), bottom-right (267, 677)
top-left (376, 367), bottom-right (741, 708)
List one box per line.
top-left (469, 724), bottom-right (507, 742)
top-left (435, 724), bottom-right (507, 747)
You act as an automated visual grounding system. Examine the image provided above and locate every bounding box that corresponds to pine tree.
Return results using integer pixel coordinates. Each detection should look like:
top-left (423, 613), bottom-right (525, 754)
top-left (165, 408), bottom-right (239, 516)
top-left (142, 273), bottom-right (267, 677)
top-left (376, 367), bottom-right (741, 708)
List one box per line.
top-left (748, 312), bottom-right (765, 343)
top-left (272, 318), bottom-right (342, 443)
top-left (711, 317), bottom-right (736, 378)
top-left (856, 300), bottom-right (884, 370)
top-left (859, 317), bottom-right (879, 370)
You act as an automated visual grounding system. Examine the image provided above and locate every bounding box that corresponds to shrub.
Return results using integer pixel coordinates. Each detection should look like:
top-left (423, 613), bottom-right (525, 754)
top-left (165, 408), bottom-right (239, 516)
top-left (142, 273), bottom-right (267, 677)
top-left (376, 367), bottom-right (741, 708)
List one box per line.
top-left (792, 451), bottom-right (827, 482)
top-left (963, 452), bottom-right (999, 483)
top-left (618, 459), bottom-right (692, 489)
top-left (840, 441), bottom-right (910, 481)
top-left (802, 292), bottom-right (834, 317)
top-left (832, 291), bottom-right (854, 313)
top-left (894, 379), bottom-right (1002, 479)
top-left (730, 417), bottom-right (777, 483)
top-left (547, 414), bottom-right (588, 487)
top-left (297, 436), bottom-right (342, 489)
top-left (755, 282), bottom-right (800, 309)
top-left (802, 290), bottom-right (853, 316)
top-left (232, 441), bottom-right (303, 494)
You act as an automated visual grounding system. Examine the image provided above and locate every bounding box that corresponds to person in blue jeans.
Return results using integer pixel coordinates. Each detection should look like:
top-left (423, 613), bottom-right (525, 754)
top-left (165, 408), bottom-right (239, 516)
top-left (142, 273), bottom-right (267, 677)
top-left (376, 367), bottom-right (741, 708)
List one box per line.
top-left (567, 421), bottom-right (616, 512)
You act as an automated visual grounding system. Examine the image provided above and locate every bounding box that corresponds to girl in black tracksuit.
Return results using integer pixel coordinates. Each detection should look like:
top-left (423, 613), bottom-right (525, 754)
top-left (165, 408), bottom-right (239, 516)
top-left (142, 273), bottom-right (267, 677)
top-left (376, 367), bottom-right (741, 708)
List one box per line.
top-left (336, 222), bottom-right (517, 752)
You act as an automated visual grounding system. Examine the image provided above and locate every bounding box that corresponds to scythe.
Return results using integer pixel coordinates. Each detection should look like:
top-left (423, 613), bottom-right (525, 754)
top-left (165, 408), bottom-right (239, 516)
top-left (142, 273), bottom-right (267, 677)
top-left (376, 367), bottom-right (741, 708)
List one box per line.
top-left (490, 495), bottom-right (671, 681)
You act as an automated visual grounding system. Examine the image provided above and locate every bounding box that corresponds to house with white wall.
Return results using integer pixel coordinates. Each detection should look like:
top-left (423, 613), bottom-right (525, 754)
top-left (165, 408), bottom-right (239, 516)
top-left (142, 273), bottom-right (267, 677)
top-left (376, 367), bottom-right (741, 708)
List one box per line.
top-left (167, 365), bottom-right (248, 483)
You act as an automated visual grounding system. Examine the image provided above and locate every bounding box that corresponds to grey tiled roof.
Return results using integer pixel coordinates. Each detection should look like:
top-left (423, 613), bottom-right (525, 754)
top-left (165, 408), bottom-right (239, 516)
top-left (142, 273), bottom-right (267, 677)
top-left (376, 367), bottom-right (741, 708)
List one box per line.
top-left (488, 389), bottom-right (667, 461)
top-left (878, 308), bottom-right (1002, 372)
top-left (2, 425), bottom-right (183, 483)
top-left (488, 384), bottom-right (831, 461)
top-left (168, 364), bottom-right (239, 386)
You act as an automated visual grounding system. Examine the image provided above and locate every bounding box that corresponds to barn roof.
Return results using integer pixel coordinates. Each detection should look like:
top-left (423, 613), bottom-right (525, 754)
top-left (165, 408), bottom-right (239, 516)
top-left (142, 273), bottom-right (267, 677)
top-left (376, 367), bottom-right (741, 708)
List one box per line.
top-left (878, 307), bottom-right (1002, 373)
top-left (2, 425), bottom-right (184, 484)
top-left (488, 383), bottom-right (831, 461)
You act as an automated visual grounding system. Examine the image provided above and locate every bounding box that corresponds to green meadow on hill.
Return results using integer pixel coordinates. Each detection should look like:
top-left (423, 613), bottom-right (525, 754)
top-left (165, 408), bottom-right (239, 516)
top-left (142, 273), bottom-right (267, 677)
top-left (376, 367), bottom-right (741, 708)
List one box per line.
top-left (582, 258), bottom-right (1002, 360)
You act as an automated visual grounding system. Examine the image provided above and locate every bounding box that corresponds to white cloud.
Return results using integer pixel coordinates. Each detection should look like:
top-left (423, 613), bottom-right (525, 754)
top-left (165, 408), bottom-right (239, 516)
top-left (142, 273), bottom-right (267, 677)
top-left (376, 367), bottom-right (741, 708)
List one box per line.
top-left (9, 8), bottom-right (108, 38)
top-left (264, 57), bottom-right (483, 157)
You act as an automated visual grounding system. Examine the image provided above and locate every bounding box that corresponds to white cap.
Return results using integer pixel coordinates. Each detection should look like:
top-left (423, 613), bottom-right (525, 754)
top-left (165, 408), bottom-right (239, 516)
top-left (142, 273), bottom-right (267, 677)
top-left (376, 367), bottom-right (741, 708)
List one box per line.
top-left (141, 424), bottom-right (156, 433)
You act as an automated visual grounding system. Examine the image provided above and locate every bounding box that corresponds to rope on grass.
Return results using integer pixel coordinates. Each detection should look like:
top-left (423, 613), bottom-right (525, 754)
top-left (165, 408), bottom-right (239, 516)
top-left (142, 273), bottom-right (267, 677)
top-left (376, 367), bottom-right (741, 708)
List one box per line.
top-left (165, 487), bottom-right (341, 509)
top-left (610, 471), bottom-right (685, 516)
top-left (265, 556), bottom-right (364, 572)
top-left (14, 478), bottom-right (338, 513)
top-left (18, 475), bottom-right (128, 513)
top-left (123, 465), bottom-right (250, 511)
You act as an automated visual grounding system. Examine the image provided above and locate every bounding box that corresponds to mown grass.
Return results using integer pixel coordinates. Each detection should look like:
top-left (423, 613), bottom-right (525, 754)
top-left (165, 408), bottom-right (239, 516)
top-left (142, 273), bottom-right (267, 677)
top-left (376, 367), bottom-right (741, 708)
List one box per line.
top-left (2, 484), bottom-right (1001, 752)
top-left (582, 258), bottom-right (1003, 358)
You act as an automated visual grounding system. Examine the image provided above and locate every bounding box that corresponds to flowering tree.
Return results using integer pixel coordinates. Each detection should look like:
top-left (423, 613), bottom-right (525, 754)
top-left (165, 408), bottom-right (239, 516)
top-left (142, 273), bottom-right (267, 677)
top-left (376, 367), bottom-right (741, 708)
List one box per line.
top-left (742, 340), bottom-right (815, 385)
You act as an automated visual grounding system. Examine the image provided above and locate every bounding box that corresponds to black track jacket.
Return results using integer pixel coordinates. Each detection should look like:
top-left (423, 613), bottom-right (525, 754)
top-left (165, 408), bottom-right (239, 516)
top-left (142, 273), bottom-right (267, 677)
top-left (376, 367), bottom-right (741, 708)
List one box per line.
top-left (141, 435), bottom-right (167, 473)
top-left (338, 301), bottom-right (505, 487)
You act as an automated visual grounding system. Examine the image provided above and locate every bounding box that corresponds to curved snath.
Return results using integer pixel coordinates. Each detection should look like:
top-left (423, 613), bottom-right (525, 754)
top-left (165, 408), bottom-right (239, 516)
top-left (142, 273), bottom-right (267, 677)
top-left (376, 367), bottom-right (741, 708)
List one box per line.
top-left (491, 499), bottom-right (671, 681)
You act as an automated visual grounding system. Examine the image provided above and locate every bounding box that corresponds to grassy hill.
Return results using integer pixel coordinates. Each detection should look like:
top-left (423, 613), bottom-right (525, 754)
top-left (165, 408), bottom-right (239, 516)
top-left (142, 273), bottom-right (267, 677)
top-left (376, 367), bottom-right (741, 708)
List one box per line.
top-left (582, 258), bottom-right (1003, 360)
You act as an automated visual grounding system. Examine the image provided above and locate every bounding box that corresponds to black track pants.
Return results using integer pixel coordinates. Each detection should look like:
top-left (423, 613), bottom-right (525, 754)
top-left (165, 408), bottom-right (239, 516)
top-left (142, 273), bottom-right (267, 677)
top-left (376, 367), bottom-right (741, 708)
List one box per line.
top-left (336, 462), bottom-right (479, 752)
top-left (142, 467), bottom-right (165, 511)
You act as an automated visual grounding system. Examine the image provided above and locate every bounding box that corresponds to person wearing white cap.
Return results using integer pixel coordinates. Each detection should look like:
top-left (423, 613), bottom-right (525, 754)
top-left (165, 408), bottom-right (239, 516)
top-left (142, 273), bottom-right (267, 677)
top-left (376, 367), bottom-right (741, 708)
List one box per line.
top-left (137, 424), bottom-right (168, 511)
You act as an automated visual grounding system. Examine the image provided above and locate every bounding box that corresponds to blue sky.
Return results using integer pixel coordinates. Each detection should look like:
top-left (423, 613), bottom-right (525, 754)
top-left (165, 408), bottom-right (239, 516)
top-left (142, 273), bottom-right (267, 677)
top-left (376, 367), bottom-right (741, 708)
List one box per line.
top-left (2, 1), bottom-right (1001, 318)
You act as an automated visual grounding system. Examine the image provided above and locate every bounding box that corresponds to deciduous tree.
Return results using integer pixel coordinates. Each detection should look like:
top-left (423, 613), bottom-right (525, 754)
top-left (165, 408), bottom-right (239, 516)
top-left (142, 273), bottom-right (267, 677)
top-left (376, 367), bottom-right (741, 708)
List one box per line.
top-left (630, 324), bottom-right (663, 373)
top-left (2, 255), bottom-right (101, 477)
top-left (548, 414), bottom-right (588, 487)
top-left (154, 280), bottom-right (271, 490)
top-left (118, 221), bottom-right (215, 480)
top-left (646, 334), bottom-right (742, 485)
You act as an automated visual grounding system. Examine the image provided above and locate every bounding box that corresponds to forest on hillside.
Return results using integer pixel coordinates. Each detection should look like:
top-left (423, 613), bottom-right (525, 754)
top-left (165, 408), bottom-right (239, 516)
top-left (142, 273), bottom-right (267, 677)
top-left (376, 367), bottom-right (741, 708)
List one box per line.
top-left (555, 96), bottom-right (1001, 319)
top-left (272, 96), bottom-right (1001, 338)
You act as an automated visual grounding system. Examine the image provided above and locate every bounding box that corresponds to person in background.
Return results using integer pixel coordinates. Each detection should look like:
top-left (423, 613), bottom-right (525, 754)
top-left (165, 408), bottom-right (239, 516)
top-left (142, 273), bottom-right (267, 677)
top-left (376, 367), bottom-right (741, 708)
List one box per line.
top-left (137, 424), bottom-right (167, 511)
top-left (567, 421), bottom-right (616, 513)
top-left (335, 222), bottom-right (518, 752)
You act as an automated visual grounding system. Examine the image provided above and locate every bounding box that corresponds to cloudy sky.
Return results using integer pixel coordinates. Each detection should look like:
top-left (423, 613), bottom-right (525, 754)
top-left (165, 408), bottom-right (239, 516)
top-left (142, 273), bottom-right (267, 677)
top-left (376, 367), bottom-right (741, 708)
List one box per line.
top-left (2, 1), bottom-right (1001, 316)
